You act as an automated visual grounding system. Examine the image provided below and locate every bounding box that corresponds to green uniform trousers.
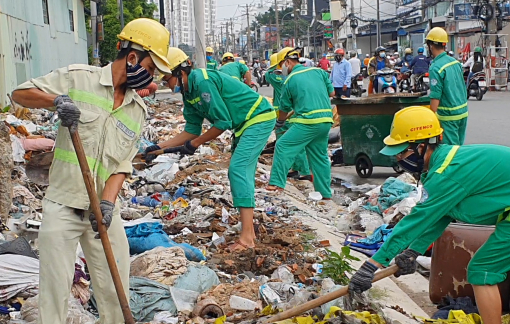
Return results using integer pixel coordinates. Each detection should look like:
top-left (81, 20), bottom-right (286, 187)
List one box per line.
top-left (231, 119), bottom-right (275, 207)
top-left (467, 220), bottom-right (510, 285)
top-left (270, 122), bottom-right (332, 198)
top-left (39, 198), bottom-right (129, 324)
top-left (275, 123), bottom-right (311, 176)
top-left (440, 117), bottom-right (467, 145)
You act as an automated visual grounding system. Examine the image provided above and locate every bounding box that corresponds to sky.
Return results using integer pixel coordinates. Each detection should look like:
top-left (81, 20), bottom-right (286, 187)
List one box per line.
top-left (216, 0), bottom-right (258, 22)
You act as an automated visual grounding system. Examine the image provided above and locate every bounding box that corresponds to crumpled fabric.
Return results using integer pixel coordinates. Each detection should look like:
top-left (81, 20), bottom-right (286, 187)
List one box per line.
top-left (364, 177), bottom-right (417, 215)
top-left (432, 296), bottom-right (478, 319)
top-left (12, 185), bottom-right (42, 210)
top-left (21, 295), bottom-right (95, 324)
top-left (71, 277), bottom-right (91, 305)
top-left (358, 224), bottom-right (393, 245)
top-left (0, 254), bottom-right (39, 301)
top-left (130, 247), bottom-right (189, 285)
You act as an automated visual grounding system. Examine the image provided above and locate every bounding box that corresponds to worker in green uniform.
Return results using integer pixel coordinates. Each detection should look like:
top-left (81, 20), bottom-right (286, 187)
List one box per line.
top-left (265, 52), bottom-right (311, 179)
top-left (266, 47), bottom-right (335, 199)
top-left (219, 52), bottom-right (252, 86)
top-left (144, 47), bottom-right (276, 251)
top-left (206, 47), bottom-right (218, 70)
top-left (426, 27), bottom-right (468, 145)
top-left (349, 106), bottom-right (510, 324)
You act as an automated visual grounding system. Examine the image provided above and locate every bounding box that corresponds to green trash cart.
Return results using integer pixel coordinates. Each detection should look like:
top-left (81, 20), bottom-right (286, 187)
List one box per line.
top-left (332, 94), bottom-right (430, 178)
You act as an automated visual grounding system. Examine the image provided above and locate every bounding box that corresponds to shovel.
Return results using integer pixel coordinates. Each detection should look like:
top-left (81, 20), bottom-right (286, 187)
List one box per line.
top-left (262, 264), bottom-right (399, 324)
top-left (67, 126), bottom-right (135, 324)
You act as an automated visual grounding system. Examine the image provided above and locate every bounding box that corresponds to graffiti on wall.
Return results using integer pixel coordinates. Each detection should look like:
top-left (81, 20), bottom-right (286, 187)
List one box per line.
top-left (13, 30), bottom-right (32, 62)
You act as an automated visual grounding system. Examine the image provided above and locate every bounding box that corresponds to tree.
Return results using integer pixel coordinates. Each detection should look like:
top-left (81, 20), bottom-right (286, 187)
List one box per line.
top-left (96, 0), bottom-right (158, 64)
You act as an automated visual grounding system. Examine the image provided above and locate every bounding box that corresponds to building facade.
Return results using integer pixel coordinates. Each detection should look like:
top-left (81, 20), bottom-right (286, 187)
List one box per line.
top-left (0, 0), bottom-right (87, 109)
top-left (165, 0), bottom-right (216, 46)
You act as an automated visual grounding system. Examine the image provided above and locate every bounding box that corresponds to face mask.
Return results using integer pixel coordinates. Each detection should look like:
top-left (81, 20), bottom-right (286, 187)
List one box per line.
top-left (126, 55), bottom-right (153, 90)
top-left (206, 55), bottom-right (212, 61)
top-left (397, 145), bottom-right (425, 180)
top-left (282, 63), bottom-right (290, 77)
top-left (379, 52), bottom-right (386, 58)
top-left (173, 85), bottom-right (181, 93)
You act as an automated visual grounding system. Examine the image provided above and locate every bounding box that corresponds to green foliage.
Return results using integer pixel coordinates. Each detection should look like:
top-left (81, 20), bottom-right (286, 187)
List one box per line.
top-left (320, 246), bottom-right (360, 286)
top-left (97, 0), bottom-right (158, 64)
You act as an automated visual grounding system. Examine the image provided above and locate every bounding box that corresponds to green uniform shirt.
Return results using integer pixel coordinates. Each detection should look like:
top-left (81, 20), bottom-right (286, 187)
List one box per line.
top-left (280, 65), bottom-right (334, 124)
top-left (265, 67), bottom-right (283, 110)
top-left (373, 144), bottom-right (510, 266)
top-left (182, 69), bottom-right (273, 135)
top-left (207, 59), bottom-right (218, 70)
top-left (429, 52), bottom-right (468, 121)
top-left (219, 61), bottom-right (249, 81)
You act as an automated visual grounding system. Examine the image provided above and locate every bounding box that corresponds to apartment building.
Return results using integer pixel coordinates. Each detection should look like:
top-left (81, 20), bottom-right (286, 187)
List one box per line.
top-left (164, 0), bottom-right (216, 46)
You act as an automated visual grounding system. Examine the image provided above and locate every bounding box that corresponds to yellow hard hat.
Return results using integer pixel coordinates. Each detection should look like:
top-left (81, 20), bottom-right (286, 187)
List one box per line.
top-left (269, 53), bottom-right (279, 69)
top-left (425, 27), bottom-right (448, 44)
top-left (277, 47), bottom-right (300, 64)
top-left (117, 18), bottom-right (172, 74)
top-left (239, 60), bottom-right (246, 65)
top-left (380, 106), bottom-right (443, 156)
top-left (206, 47), bottom-right (214, 53)
top-left (222, 52), bottom-right (234, 61)
top-left (165, 47), bottom-right (190, 72)
top-left (404, 48), bottom-right (412, 54)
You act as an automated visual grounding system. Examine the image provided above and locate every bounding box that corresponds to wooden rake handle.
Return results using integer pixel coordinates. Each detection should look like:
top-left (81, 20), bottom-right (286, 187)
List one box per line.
top-left (69, 128), bottom-right (135, 324)
top-left (262, 264), bottom-right (399, 324)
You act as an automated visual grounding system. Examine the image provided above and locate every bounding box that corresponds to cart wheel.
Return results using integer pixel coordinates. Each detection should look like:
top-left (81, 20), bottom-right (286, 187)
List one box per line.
top-left (355, 154), bottom-right (373, 178)
top-left (392, 164), bottom-right (405, 174)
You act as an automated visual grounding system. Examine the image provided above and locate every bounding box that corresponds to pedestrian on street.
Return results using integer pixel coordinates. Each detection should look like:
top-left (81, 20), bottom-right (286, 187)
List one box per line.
top-left (330, 48), bottom-right (352, 98)
top-left (426, 27), bottom-right (468, 145)
top-left (206, 46), bottom-right (218, 70)
top-left (265, 52), bottom-right (311, 180)
top-left (219, 52), bottom-right (252, 86)
top-left (11, 18), bottom-right (172, 324)
top-left (349, 51), bottom-right (361, 76)
top-left (363, 53), bottom-right (370, 68)
top-left (349, 106), bottom-right (510, 324)
top-left (145, 47), bottom-right (276, 251)
top-left (318, 53), bottom-right (331, 71)
top-left (266, 47), bottom-right (335, 199)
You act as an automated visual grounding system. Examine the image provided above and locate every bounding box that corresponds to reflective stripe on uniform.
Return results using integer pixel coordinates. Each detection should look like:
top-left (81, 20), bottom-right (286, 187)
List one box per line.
top-left (231, 76), bottom-right (240, 80)
top-left (435, 145), bottom-right (460, 174)
top-left (283, 67), bottom-right (320, 85)
top-left (69, 88), bottom-right (141, 134)
top-left (438, 102), bottom-right (468, 111)
top-left (245, 96), bottom-right (263, 120)
top-left (234, 111), bottom-right (276, 137)
top-left (200, 69), bottom-right (209, 80)
top-left (438, 60), bottom-right (461, 74)
top-left (53, 147), bottom-right (109, 181)
top-left (436, 111), bottom-right (469, 121)
top-left (497, 207), bottom-right (510, 223)
top-left (289, 116), bottom-right (334, 124)
top-left (302, 109), bottom-right (332, 116)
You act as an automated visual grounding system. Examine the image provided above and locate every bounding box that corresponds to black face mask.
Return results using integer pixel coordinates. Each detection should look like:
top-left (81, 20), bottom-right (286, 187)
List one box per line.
top-left (397, 144), bottom-right (426, 180)
top-left (126, 55), bottom-right (153, 90)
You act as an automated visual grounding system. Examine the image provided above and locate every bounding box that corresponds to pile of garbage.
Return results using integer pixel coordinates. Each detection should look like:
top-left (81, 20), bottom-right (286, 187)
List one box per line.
top-left (0, 94), bottom-right (436, 324)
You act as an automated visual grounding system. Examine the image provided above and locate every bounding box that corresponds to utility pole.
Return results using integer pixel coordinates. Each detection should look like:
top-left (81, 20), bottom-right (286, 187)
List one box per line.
top-left (194, 0), bottom-right (206, 68)
top-left (159, 0), bottom-right (165, 26)
top-left (170, 0), bottom-right (175, 45)
top-left (376, 0), bottom-right (381, 46)
top-left (275, 0), bottom-right (280, 49)
top-left (220, 24), bottom-right (223, 54)
top-left (294, 8), bottom-right (298, 47)
top-left (117, 0), bottom-right (124, 29)
top-left (246, 4), bottom-right (252, 62)
top-left (91, 1), bottom-right (100, 66)
top-left (351, 0), bottom-right (356, 50)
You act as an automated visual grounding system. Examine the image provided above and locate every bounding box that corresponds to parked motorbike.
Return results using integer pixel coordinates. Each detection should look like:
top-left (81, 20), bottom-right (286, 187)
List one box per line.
top-left (259, 69), bottom-right (269, 87)
top-left (396, 67), bottom-right (412, 93)
top-left (361, 66), bottom-right (368, 78)
top-left (465, 70), bottom-right (488, 101)
top-left (414, 73), bottom-right (430, 92)
top-left (375, 68), bottom-right (397, 93)
top-left (350, 73), bottom-right (366, 97)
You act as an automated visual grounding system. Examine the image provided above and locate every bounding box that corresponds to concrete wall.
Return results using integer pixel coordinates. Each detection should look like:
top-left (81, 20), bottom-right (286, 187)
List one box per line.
top-left (0, 0), bottom-right (88, 108)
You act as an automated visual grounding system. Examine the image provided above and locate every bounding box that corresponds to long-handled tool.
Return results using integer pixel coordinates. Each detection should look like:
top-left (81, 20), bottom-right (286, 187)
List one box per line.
top-left (262, 264), bottom-right (399, 324)
top-left (68, 126), bottom-right (135, 324)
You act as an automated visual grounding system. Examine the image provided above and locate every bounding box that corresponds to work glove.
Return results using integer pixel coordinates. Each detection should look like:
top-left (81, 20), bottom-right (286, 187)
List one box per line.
top-left (394, 249), bottom-right (420, 277)
top-left (348, 261), bottom-right (378, 294)
top-left (54, 95), bottom-right (80, 128)
top-left (143, 144), bottom-right (161, 164)
top-left (274, 119), bottom-right (285, 130)
top-left (89, 200), bottom-right (115, 239)
top-left (163, 140), bottom-right (197, 156)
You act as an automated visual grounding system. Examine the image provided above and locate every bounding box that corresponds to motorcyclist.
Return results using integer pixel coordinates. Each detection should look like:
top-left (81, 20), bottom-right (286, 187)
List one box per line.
top-left (409, 47), bottom-right (430, 88)
top-left (368, 46), bottom-right (392, 94)
top-left (464, 46), bottom-right (485, 86)
top-left (448, 50), bottom-right (455, 57)
top-left (399, 48), bottom-right (414, 73)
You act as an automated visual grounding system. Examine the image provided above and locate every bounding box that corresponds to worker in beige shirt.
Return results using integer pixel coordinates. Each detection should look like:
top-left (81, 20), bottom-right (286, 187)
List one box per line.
top-left (11, 18), bottom-right (172, 324)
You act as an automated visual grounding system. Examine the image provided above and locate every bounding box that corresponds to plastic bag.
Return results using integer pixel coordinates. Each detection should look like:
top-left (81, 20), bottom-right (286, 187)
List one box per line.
top-left (170, 287), bottom-right (200, 312)
top-left (21, 296), bottom-right (95, 324)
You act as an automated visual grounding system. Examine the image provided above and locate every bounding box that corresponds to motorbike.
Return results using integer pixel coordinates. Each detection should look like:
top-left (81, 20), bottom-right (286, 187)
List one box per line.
top-left (465, 69), bottom-right (488, 101)
top-left (249, 80), bottom-right (259, 92)
top-left (375, 68), bottom-right (397, 93)
top-left (361, 66), bottom-right (368, 78)
top-left (414, 73), bottom-right (430, 92)
top-left (350, 73), bottom-right (366, 97)
top-left (259, 69), bottom-right (269, 87)
top-left (396, 67), bottom-right (412, 93)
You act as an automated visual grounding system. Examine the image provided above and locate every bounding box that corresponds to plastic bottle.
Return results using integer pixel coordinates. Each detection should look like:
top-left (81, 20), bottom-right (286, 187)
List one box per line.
top-left (131, 196), bottom-right (162, 207)
top-left (229, 295), bottom-right (258, 311)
